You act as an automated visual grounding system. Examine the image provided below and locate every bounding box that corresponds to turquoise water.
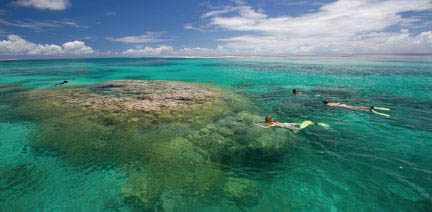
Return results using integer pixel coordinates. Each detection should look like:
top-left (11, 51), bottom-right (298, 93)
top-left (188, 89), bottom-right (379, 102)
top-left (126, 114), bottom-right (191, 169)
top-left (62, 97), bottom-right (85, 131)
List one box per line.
top-left (0, 57), bottom-right (431, 211)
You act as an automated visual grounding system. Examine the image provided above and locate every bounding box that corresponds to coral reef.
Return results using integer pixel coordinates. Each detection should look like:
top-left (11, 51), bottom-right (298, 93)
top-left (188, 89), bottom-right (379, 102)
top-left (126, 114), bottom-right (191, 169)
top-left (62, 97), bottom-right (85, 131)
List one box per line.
top-left (0, 83), bottom-right (28, 98)
top-left (12, 80), bottom-right (295, 210)
top-left (187, 111), bottom-right (294, 163)
top-left (222, 177), bottom-right (262, 207)
top-left (121, 138), bottom-right (224, 210)
top-left (0, 163), bottom-right (45, 194)
top-left (20, 80), bottom-right (218, 114)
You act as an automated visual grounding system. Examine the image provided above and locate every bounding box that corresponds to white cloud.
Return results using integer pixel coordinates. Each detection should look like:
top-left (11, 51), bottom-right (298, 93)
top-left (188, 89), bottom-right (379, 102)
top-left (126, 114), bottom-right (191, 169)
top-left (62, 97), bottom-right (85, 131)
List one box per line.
top-left (122, 45), bottom-right (232, 56)
top-left (123, 45), bottom-right (174, 56)
top-left (203, 0), bottom-right (432, 54)
top-left (176, 45), bottom-right (228, 55)
top-left (14, 0), bottom-right (70, 10)
top-left (0, 35), bottom-right (94, 55)
top-left (60, 20), bottom-right (87, 29)
top-left (276, 0), bottom-right (330, 7)
top-left (0, 18), bottom-right (85, 30)
top-left (0, 18), bottom-right (57, 30)
top-left (184, 24), bottom-right (193, 30)
top-left (62, 41), bottom-right (94, 54)
top-left (106, 11), bottom-right (117, 16)
top-left (107, 32), bottom-right (169, 43)
top-left (0, 35), bottom-right (61, 55)
top-left (184, 24), bottom-right (205, 32)
top-left (201, 6), bottom-right (236, 18)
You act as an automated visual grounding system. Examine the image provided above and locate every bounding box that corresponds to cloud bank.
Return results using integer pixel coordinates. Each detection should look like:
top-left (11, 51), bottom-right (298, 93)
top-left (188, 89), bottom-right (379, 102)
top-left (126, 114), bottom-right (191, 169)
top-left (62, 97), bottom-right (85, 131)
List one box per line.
top-left (203, 0), bottom-right (432, 54)
top-left (14, 0), bottom-right (70, 10)
top-left (0, 35), bottom-right (94, 55)
top-left (3, 0), bottom-right (432, 57)
top-left (123, 45), bottom-right (230, 56)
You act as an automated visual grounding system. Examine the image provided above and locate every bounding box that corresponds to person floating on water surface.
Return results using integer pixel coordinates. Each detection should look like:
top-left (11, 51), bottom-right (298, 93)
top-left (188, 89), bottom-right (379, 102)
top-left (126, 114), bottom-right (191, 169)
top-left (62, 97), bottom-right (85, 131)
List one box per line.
top-left (254, 115), bottom-right (304, 129)
top-left (292, 89), bottom-right (308, 96)
top-left (322, 100), bottom-right (371, 111)
top-left (323, 100), bottom-right (390, 117)
top-left (54, 80), bottom-right (68, 86)
top-left (253, 116), bottom-right (329, 132)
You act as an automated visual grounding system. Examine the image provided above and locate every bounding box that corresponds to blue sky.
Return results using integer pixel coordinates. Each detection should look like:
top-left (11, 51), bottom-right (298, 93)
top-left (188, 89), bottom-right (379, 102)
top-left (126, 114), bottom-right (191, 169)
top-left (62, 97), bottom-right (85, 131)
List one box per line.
top-left (0, 0), bottom-right (432, 58)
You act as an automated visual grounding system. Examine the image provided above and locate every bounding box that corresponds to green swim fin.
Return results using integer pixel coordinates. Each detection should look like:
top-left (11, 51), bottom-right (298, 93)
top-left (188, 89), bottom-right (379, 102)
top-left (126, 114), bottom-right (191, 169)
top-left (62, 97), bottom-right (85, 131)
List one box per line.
top-left (373, 107), bottom-right (390, 111)
top-left (371, 109), bottom-right (390, 117)
top-left (317, 123), bottom-right (330, 129)
top-left (300, 120), bottom-right (313, 129)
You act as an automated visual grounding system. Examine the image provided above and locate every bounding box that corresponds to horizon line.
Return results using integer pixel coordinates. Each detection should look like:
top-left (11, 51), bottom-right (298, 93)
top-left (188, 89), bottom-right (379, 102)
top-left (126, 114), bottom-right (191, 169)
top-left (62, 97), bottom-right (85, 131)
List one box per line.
top-left (1, 53), bottom-right (432, 61)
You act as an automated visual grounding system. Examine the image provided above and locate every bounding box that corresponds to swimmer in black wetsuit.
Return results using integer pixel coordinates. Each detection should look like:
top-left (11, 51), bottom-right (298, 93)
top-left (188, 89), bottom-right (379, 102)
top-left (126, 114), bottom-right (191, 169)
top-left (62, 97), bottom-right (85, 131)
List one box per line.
top-left (54, 80), bottom-right (68, 86)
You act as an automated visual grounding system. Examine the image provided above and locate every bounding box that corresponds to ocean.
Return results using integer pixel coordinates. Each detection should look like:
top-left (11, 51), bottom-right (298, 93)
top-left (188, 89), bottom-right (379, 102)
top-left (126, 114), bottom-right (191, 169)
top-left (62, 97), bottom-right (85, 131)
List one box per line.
top-left (0, 56), bottom-right (431, 211)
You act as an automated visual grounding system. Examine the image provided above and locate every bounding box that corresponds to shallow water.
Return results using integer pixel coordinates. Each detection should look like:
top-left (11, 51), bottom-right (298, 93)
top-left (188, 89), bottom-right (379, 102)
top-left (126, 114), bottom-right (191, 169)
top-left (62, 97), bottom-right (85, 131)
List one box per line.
top-left (0, 57), bottom-right (431, 211)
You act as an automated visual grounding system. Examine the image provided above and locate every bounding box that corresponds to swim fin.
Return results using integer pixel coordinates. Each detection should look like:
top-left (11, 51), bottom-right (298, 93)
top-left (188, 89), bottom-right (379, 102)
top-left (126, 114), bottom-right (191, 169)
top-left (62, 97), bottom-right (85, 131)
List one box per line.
top-left (317, 123), bottom-right (330, 129)
top-left (371, 109), bottom-right (390, 117)
top-left (300, 120), bottom-right (313, 129)
top-left (373, 107), bottom-right (390, 111)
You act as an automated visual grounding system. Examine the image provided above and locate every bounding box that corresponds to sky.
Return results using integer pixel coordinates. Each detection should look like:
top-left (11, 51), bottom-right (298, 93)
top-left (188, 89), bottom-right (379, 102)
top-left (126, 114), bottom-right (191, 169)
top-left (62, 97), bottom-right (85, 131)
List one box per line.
top-left (0, 0), bottom-right (432, 58)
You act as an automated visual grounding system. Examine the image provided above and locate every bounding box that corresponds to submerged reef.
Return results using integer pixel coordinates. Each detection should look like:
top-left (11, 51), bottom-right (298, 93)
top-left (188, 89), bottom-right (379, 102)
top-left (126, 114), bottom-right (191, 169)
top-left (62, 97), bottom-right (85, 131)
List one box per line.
top-left (0, 83), bottom-right (30, 122)
top-left (0, 163), bottom-right (45, 195)
top-left (13, 80), bottom-right (296, 210)
top-left (0, 83), bottom-right (28, 98)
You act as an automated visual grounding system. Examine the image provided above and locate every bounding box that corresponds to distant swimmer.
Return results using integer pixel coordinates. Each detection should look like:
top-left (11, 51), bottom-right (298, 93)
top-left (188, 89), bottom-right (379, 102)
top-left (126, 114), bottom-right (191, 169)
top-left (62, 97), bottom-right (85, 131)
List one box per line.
top-left (323, 100), bottom-right (390, 117)
top-left (253, 116), bottom-right (328, 132)
top-left (292, 89), bottom-right (308, 97)
top-left (54, 80), bottom-right (68, 86)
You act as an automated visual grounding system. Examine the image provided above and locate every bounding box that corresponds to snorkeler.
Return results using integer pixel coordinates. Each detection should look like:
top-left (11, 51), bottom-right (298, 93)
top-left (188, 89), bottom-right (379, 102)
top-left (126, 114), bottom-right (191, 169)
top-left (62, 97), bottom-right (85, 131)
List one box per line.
top-left (253, 116), bottom-right (328, 132)
top-left (323, 100), bottom-right (390, 117)
top-left (322, 100), bottom-right (371, 111)
top-left (54, 80), bottom-right (68, 86)
top-left (292, 89), bottom-right (308, 96)
top-left (254, 116), bottom-right (303, 129)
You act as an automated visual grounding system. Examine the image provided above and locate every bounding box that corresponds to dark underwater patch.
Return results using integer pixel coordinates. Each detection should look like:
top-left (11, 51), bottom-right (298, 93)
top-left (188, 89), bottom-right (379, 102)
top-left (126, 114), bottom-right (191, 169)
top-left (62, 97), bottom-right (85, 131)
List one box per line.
top-left (165, 68), bottom-right (184, 73)
top-left (0, 83), bottom-right (29, 98)
top-left (0, 68), bottom-right (94, 77)
top-left (233, 81), bottom-right (256, 88)
top-left (118, 61), bottom-right (178, 67)
top-left (122, 74), bottom-right (151, 80)
top-left (0, 163), bottom-right (45, 195)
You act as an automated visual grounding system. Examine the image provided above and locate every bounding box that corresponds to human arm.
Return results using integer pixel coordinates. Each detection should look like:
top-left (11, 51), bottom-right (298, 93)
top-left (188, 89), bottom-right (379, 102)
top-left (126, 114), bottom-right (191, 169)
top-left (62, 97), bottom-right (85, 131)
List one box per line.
top-left (295, 92), bottom-right (310, 97)
top-left (253, 123), bottom-right (274, 128)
